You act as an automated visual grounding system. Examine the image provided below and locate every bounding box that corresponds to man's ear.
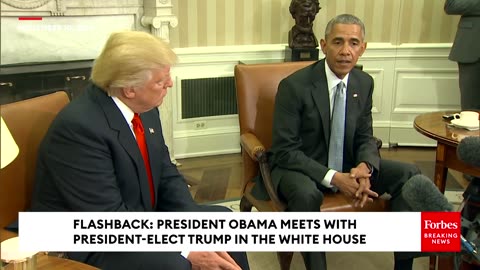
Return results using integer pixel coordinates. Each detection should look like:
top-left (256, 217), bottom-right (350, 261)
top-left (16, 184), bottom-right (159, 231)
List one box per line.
top-left (320, 38), bottom-right (327, 54)
top-left (359, 41), bottom-right (367, 57)
top-left (122, 87), bottom-right (136, 99)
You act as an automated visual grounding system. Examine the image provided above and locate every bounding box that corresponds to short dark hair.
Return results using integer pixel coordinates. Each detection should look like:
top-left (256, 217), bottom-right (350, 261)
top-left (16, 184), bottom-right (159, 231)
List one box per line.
top-left (289, 0), bottom-right (320, 15)
top-left (325, 14), bottom-right (366, 40)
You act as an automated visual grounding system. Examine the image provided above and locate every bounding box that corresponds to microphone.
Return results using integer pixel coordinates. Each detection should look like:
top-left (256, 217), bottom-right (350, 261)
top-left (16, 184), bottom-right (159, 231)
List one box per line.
top-left (457, 136), bottom-right (480, 168)
top-left (457, 136), bottom-right (480, 204)
top-left (401, 174), bottom-right (453, 212)
top-left (402, 175), bottom-right (479, 259)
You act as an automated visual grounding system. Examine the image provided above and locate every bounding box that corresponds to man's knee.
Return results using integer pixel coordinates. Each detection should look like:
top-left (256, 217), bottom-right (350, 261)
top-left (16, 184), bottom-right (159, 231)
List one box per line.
top-left (292, 187), bottom-right (323, 211)
top-left (405, 163), bottom-right (421, 178)
top-left (398, 163), bottom-right (421, 185)
top-left (279, 171), bottom-right (323, 211)
top-left (379, 159), bottom-right (421, 184)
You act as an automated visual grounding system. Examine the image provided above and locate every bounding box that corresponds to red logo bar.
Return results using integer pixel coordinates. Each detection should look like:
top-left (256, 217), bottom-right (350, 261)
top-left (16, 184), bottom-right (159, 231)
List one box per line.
top-left (421, 212), bottom-right (461, 252)
top-left (18, 17), bottom-right (43, 21)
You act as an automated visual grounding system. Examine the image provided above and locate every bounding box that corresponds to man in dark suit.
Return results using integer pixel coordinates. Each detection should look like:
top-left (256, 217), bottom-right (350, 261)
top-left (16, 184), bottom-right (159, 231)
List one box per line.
top-left (268, 14), bottom-right (420, 270)
top-left (31, 31), bottom-right (249, 270)
top-left (445, 0), bottom-right (480, 111)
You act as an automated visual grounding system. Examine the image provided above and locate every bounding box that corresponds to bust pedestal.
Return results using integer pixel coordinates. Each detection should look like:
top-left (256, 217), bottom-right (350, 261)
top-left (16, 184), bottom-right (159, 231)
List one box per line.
top-left (284, 46), bottom-right (319, 62)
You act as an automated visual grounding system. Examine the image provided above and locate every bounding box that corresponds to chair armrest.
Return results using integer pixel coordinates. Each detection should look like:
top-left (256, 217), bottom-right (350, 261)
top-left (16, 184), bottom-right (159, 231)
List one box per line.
top-left (240, 133), bottom-right (265, 161)
top-left (240, 133), bottom-right (286, 211)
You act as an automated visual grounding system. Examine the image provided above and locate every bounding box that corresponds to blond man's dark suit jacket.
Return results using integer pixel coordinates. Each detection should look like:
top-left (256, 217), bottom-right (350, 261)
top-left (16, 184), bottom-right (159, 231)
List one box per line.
top-left (31, 84), bottom-right (202, 268)
top-left (32, 84), bottom-right (197, 213)
top-left (266, 59), bottom-right (380, 195)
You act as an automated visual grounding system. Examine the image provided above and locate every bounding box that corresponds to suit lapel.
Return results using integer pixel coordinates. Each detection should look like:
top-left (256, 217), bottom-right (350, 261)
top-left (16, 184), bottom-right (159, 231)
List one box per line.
top-left (310, 60), bottom-right (363, 150)
top-left (311, 60), bottom-right (332, 146)
top-left (91, 86), bottom-right (153, 210)
top-left (345, 72), bottom-right (361, 152)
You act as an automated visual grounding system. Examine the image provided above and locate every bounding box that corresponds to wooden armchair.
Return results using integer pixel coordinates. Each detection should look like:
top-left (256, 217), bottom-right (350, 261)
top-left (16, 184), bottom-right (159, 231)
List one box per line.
top-left (0, 92), bottom-right (70, 242)
top-left (234, 62), bottom-right (387, 270)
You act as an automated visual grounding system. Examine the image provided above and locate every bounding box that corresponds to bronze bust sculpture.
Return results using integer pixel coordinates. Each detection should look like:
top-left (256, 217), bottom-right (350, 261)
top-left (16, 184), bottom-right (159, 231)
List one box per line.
top-left (288, 0), bottom-right (321, 49)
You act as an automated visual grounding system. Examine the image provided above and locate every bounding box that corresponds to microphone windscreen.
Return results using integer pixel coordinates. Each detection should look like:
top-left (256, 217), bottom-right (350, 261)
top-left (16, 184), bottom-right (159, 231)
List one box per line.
top-left (457, 136), bottom-right (480, 168)
top-left (402, 174), bottom-right (453, 212)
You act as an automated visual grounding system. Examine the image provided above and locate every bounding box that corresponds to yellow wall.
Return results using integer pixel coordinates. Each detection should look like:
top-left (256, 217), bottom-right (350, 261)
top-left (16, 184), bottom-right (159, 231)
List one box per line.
top-left (170, 0), bottom-right (459, 48)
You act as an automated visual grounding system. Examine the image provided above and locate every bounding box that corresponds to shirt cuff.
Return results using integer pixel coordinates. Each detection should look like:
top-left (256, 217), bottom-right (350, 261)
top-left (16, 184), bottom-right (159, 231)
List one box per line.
top-left (321, 169), bottom-right (336, 187)
top-left (181, 251), bottom-right (190, 258)
top-left (363, 162), bottom-right (374, 174)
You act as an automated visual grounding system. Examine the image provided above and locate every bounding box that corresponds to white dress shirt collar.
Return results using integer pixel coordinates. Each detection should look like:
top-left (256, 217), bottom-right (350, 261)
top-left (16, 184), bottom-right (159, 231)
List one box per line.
top-left (324, 60), bottom-right (349, 93)
top-left (324, 61), bottom-right (349, 118)
top-left (111, 96), bottom-right (135, 135)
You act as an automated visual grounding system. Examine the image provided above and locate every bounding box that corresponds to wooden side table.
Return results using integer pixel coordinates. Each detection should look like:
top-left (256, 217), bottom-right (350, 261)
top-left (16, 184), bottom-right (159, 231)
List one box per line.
top-left (414, 111), bottom-right (480, 270)
top-left (4, 253), bottom-right (98, 270)
top-left (413, 111), bottom-right (480, 192)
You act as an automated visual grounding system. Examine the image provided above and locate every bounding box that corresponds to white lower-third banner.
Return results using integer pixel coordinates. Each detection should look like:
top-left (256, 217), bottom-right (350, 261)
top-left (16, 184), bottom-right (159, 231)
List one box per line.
top-left (18, 211), bottom-right (460, 252)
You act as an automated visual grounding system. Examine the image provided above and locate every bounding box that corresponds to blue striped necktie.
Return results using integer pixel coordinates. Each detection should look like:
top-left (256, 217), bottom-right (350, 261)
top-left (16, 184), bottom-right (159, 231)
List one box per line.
top-left (328, 81), bottom-right (346, 174)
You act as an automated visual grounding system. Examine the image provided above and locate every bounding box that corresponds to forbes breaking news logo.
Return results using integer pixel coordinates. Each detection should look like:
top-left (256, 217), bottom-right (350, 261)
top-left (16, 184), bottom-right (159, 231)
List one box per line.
top-left (421, 212), bottom-right (461, 252)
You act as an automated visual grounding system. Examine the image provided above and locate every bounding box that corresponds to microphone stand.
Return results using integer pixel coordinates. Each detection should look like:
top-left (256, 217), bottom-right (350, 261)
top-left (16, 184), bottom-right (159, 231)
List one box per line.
top-left (456, 177), bottom-right (480, 269)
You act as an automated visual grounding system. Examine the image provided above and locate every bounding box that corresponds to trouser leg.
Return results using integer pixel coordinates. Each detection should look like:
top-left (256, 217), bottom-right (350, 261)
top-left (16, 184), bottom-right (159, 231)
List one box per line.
top-left (197, 204), bottom-right (250, 269)
top-left (458, 61), bottom-right (480, 111)
top-left (373, 159), bottom-right (421, 270)
top-left (277, 169), bottom-right (327, 270)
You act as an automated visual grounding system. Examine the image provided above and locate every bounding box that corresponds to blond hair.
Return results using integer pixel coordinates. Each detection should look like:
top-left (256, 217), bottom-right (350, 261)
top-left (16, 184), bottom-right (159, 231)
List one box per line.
top-left (91, 31), bottom-right (177, 95)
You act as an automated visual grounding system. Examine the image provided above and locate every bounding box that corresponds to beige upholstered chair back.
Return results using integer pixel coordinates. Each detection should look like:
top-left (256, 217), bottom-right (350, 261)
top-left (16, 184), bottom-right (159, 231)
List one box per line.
top-left (0, 91), bottom-right (69, 241)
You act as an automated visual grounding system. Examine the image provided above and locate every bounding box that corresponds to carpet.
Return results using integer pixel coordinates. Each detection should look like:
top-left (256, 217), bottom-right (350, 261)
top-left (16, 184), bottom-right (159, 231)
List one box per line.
top-left (212, 199), bottom-right (430, 270)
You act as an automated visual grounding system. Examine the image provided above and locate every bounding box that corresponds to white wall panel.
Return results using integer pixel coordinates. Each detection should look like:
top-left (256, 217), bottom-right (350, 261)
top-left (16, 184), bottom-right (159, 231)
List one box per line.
top-left (364, 68), bottom-right (385, 114)
top-left (392, 69), bottom-right (460, 113)
top-left (172, 43), bottom-right (458, 157)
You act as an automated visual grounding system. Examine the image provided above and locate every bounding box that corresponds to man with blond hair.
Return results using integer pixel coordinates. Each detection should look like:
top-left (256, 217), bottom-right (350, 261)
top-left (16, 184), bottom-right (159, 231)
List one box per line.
top-left (31, 31), bottom-right (249, 270)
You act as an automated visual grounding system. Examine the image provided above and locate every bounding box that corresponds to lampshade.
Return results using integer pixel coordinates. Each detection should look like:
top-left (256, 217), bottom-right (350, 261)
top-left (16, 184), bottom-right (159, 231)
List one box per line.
top-left (1, 236), bottom-right (38, 266)
top-left (1, 116), bottom-right (19, 169)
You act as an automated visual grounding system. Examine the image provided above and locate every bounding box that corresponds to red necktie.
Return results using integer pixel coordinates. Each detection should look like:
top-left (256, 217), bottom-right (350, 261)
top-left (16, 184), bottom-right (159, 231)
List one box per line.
top-left (132, 113), bottom-right (155, 207)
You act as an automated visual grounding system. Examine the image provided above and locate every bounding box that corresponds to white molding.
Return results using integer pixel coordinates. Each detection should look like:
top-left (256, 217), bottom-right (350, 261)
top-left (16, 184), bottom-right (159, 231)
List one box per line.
top-left (174, 44), bottom-right (287, 64)
top-left (392, 67), bottom-right (460, 114)
top-left (0, 0), bottom-right (148, 65)
top-left (142, 0), bottom-right (177, 43)
top-left (1, 0), bottom-right (144, 17)
top-left (172, 43), bottom-right (457, 157)
top-left (365, 68), bottom-right (384, 114)
top-left (2, 0), bottom-right (53, 9)
top-left (172, 43), bottom-right (453, 64)
top-left (174, 128), bottom-right (240, 159)
top-left (175, 126), bottom-right (240, 139)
